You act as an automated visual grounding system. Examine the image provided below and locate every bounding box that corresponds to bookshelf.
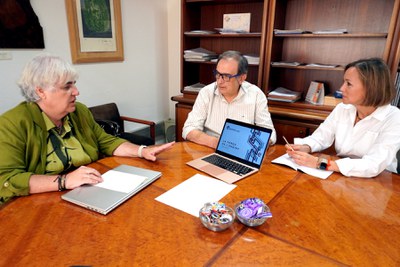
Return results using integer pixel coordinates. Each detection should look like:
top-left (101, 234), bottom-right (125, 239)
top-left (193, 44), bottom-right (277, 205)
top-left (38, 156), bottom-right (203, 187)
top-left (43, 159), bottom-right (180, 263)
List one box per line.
top-left (263, 0), bottom-right (400, 144)
top-left (173, 0), bottom-right (268, 141)
top-left (172, 0), bottom-right (400, 143)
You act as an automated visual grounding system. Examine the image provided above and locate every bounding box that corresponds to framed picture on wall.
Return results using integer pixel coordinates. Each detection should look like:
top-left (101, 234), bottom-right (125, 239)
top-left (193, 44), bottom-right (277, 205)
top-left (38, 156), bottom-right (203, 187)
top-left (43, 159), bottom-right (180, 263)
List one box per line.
top-left (65, 0), bottom-right (124, 63)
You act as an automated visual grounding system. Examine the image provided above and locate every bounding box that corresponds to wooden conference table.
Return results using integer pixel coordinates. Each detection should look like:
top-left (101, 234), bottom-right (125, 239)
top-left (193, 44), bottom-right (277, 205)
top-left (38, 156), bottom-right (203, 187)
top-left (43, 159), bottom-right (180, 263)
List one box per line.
top-left (1, 142), bottom-right (399, 266)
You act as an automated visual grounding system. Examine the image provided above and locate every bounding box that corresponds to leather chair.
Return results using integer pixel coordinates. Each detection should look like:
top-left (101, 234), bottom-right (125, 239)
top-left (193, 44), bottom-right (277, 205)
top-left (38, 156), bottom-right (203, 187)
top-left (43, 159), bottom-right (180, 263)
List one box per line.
top-left (89, 103), bottom-right (155, 146)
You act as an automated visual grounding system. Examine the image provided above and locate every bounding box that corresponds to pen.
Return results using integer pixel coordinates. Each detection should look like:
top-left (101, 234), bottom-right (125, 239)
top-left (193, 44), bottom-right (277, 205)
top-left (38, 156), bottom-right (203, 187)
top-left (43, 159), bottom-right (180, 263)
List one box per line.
top-left (283, 136), bottom-right (295, 151)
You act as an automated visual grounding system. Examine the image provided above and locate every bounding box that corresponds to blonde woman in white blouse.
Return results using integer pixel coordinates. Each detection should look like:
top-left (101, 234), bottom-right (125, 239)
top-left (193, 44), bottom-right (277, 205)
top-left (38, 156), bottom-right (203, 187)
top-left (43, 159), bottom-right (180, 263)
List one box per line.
top-left (286, 58), bottom-right (400, 178)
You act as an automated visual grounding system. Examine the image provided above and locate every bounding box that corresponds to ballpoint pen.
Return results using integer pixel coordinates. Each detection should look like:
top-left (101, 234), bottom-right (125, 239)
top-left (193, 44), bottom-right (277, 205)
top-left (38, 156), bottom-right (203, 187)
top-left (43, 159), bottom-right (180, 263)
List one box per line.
top-left (283, 136), bottom-right (295, 151)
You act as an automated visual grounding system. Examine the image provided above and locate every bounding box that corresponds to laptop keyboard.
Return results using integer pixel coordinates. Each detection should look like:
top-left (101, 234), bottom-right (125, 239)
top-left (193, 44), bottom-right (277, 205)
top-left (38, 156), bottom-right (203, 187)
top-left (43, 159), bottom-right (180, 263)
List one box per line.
top-left (202, 154), bottom-right (254, 176)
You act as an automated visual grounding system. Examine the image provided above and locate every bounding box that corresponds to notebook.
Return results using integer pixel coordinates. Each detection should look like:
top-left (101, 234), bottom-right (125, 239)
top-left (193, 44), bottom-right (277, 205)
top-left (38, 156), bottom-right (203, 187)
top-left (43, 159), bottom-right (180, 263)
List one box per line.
top-left (187, 118), bottom-right (272, 183)
top-left (61, 164), bottom-right (161, 215)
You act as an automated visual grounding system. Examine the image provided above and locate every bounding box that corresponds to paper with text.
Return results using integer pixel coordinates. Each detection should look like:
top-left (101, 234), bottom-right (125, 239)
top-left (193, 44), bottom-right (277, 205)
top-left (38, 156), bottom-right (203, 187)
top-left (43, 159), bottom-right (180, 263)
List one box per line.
top-left (272, 153), bottom-right (333, 179)
top-left (155, 174), bottom-right (237, 217)
top-left (94, 170), bottom-right (147, 193)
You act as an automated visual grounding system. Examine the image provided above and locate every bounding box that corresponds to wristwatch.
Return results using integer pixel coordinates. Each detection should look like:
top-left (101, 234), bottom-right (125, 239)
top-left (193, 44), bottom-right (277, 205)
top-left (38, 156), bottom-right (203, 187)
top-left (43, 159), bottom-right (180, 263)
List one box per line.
top-left (317, 157), bottom-right (329, 170)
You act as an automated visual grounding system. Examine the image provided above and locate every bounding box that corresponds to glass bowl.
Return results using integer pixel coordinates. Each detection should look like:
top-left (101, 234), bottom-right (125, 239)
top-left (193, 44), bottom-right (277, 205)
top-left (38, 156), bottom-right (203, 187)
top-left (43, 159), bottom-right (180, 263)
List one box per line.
top-left (235, 198), bottom-right (272, 227)
top-left (199, 202), bottom-right (235, 232)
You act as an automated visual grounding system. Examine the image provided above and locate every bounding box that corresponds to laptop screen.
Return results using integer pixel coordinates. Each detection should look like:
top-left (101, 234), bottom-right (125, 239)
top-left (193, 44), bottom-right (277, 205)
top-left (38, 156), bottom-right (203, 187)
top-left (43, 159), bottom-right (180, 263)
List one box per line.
top-left (215, 119), bottom-right (272, 169)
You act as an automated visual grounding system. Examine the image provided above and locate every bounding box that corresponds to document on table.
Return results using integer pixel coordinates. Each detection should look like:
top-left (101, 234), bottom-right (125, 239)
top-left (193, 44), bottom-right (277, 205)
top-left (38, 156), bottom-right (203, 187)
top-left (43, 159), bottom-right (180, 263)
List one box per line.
top-left (272, 153), bottom-right (333, 179)
top-left (155, 174), bottom-right (237, 217)
top-left (94, 170), bottom-right (147, 193)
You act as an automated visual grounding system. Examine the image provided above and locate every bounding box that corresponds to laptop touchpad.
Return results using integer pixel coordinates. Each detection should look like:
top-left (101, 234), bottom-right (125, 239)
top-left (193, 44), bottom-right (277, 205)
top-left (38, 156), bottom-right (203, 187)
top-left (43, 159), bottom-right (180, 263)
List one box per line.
top-left (202, 164), bottom-right (226, 175)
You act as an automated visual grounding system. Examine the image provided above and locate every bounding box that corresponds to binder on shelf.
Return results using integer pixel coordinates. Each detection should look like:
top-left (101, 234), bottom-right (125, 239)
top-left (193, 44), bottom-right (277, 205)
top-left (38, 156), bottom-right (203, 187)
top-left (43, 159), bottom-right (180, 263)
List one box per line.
top-left (305, 81), bottom-right (325, 105)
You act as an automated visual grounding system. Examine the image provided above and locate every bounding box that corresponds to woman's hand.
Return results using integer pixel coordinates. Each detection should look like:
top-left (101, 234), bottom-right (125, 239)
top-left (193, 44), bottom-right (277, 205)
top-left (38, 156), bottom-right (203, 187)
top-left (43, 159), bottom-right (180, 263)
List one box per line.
top-left (65, 166), bottom-right (103, 189)
top-left (142, 141), bottom-right (175, 161)
top-left (285, 143), bottom-right (317, 168)
top-left (285, 144), bottom-right (311, 153)
top-left (287, 150), bottom-right (319, 168)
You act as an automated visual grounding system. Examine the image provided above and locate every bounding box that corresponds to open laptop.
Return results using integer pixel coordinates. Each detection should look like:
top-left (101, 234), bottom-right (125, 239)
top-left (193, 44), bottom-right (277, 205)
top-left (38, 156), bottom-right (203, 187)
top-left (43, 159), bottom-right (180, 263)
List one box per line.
top-left (62, 165), bottom-right (161, 215)
top-left (187, 118), bottom-right (272, 183)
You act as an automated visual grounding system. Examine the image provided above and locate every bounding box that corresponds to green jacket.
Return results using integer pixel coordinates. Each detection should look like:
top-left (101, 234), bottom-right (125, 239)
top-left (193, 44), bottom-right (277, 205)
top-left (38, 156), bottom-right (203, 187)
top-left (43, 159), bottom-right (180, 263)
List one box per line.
top-left (0, 101), bottom-right (126, 204)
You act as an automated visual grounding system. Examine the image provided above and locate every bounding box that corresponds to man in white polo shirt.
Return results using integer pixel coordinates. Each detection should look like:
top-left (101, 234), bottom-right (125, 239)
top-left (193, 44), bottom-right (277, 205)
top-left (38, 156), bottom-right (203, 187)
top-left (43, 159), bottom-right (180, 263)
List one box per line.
top-left (182, 50), bottom-right (276, 148)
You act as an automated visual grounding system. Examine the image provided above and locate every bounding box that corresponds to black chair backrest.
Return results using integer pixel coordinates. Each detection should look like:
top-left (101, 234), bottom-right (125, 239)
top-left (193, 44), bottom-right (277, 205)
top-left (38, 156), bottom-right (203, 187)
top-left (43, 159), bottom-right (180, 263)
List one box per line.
top-left (89, 103), bottom-right (125, 132)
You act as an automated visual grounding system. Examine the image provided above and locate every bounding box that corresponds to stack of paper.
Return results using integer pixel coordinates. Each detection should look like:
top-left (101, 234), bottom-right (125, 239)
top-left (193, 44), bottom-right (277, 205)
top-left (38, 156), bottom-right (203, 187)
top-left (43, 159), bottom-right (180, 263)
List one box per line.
top-left (184, 47), bottom-right (217, 62)
top-left (312, 29), bottom-right (348, 34)
top-left (274, 29), bottom-right (311, 34)
top-left (268, 87), bottom-right (301, 103)
top-left (243, 54), bottom-right (260, 65)
top-left (305, 63), bottom-right (341, 68)
top-left (271, 61), bottom-right (302, 67)
top-left (184, 82), bottom-right (206, 93)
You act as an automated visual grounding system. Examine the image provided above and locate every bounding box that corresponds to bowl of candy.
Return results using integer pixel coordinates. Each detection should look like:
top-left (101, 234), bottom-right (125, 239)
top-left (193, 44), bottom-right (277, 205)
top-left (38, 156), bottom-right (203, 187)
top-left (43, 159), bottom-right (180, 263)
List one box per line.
top-left (235, 198), bottom-right (272, 227)
top-left (199, 201), bottom-right (235, 232)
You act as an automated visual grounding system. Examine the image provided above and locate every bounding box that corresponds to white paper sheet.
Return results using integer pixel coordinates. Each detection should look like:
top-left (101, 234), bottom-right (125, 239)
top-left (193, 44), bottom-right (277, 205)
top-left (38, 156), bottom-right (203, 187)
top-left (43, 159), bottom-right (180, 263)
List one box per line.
top-left (272, 153), bottom-right (333, 179)
top-left (94, 170), bottom-right (147, 193)
top-left (155, 174), bottom-right (237, 217)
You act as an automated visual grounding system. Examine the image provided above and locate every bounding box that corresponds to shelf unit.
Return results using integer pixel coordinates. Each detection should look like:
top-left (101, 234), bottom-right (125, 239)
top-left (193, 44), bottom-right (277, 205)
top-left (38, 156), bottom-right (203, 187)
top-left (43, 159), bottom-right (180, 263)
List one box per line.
top-left (263, 0), bottom-right (400, 96)
top-left (174, 0), bottom-right (268, 141)
top-left (180, 0), bottom-right (267, 93)
top-left (173, 0), bottom-right (400, 143)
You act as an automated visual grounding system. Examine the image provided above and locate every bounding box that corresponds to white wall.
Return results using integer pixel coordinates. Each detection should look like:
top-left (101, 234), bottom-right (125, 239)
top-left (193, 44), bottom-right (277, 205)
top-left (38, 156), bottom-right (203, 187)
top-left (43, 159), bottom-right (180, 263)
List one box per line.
top-left (0, 0), bottom-right (181, 129)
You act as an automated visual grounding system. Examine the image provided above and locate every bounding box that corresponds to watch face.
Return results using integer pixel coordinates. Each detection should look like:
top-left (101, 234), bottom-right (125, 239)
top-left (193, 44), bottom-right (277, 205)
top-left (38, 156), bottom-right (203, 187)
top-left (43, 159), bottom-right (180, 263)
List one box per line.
top-left (319, 162), bottom-right (328, 170)
top-left (318, 158), bottom-right (328, 170)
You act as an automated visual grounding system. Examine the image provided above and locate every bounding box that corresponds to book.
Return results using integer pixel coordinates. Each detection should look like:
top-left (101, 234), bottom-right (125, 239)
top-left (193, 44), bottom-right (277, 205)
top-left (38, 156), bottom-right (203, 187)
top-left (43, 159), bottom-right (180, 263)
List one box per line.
top-left (268, 87), bottom-right (301, 102)
top-left (271, 153), bottom-right (333, 179)
top-left (305, 81), bottom-right (325, 105)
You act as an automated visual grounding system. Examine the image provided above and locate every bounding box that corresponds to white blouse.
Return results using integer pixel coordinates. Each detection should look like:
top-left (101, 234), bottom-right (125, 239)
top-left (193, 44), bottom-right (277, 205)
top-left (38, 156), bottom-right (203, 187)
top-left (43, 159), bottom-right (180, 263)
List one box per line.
top-left (295, 103), bottom-right (400, 177)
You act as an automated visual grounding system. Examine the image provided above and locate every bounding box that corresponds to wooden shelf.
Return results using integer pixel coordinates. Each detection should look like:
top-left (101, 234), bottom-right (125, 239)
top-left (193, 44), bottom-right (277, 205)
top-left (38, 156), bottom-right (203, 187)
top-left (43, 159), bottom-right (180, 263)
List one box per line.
top-left (184, 33), bottom-right (262, 38)
top-left (274, 33), bottom-right (388, 38)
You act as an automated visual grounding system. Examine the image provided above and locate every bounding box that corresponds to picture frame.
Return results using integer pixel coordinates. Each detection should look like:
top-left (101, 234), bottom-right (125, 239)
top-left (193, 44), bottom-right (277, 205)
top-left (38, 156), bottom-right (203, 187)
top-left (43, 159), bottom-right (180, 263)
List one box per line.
top-left (65, 0), bottom-right (124, 63)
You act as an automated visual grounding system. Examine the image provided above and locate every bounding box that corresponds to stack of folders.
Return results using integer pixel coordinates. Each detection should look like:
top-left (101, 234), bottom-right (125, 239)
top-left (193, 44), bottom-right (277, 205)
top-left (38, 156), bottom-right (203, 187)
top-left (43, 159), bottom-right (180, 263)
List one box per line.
top-left (243, 54), bottom-right (260, 65)
top-left (184, 82), bottom-right (206, 93)
top-left (267, 87), bottom-right (301, 103)
top-left (184, 47), bottom-right (217, 62)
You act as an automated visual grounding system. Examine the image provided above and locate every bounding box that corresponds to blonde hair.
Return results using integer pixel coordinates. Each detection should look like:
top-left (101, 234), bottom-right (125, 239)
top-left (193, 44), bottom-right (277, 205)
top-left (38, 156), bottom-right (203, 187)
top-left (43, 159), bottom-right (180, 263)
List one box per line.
top-left (345, 58), bottom-right (395, 107)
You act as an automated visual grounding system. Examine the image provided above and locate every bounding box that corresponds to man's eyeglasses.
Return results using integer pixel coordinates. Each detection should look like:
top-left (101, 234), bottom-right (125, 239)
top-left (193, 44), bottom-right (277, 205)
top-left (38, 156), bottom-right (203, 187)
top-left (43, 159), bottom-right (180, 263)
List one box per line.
top-left (213, 70), bottom-right (241, 82)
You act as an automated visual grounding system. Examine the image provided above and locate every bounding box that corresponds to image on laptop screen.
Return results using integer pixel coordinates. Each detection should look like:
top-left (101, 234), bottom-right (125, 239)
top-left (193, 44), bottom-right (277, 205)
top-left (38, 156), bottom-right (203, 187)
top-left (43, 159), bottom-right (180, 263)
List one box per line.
top-left (216, 120), bottom-right (271, 166)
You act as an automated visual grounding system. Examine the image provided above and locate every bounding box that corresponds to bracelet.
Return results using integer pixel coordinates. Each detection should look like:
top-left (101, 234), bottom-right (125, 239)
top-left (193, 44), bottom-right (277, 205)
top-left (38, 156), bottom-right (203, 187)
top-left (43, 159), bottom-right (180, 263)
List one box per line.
top-left (54, 174), bottom-right (67, 191)
top-left (138, 145), bottom-right (147, 158)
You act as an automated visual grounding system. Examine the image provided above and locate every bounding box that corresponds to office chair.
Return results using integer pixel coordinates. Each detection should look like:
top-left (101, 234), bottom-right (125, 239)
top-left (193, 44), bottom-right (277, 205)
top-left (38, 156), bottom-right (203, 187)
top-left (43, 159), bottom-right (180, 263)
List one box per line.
top-left (89, 103), bottom-right (155, 146)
